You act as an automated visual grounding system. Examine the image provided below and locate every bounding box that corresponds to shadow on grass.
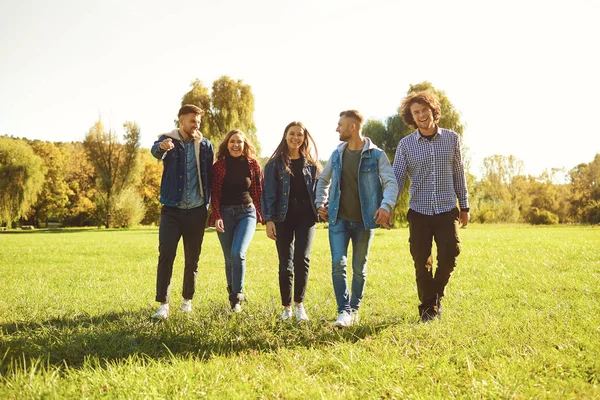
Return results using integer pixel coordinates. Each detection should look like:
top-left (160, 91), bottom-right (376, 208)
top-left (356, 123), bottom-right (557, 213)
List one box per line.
top-left (0, 306), bottom-right (404, 374)
top-left (0, 228), bottom-right (100, 235)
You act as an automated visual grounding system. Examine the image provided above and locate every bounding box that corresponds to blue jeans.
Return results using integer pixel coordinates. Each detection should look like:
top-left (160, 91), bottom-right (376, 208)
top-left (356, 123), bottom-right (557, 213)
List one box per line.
top-left (217, 204), bottom-right (257, 295)
top-left (329, 219), bottom-right (374, 313)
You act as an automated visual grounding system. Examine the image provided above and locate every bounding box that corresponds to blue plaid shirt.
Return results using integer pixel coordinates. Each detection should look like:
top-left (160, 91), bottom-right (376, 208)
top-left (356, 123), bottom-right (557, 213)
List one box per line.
top-left (392, 128), bottom-right (468, 215)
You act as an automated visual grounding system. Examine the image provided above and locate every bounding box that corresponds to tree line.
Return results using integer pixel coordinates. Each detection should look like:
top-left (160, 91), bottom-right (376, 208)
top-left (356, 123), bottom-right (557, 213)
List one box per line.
top-left (1, 80), bottom-right (599, 228)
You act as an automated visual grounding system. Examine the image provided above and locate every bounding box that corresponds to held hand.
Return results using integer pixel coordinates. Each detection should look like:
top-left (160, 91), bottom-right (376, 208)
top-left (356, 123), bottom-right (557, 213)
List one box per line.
top-left (387, 209), bottom-right (395, 228)
top-left (266, 221), bottom-right (277, 240)
top-left (317, 206), bottom-right (328, 222)
top-left (216, 219), bottom-right (225, 233)
top-left (160, 138), bottom-right (175, 151)
top-left (459, 211), bottom-right (470, 228)
top-left (374, 208), bottom-right (390, 229)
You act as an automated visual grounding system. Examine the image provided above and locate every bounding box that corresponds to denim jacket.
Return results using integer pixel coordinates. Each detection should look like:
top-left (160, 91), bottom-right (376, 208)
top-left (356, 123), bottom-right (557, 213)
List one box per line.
top-left (261, 157), bottom-right (319, 222)
top-left (315, 138), bottom-right (398, 230)
top-left (151, 129), bottom-right (214, 208)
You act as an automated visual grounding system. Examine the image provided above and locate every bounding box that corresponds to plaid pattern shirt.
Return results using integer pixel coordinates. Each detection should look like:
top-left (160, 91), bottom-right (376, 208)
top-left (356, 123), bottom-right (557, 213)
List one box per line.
top-left (209, 156), bottom-right (264, 225)
top-left (392, 128), bottom-right (469, 215)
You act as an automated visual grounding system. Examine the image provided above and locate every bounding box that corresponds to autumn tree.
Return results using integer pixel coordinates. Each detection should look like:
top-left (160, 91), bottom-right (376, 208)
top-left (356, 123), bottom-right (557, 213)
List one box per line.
top-left (83, 120), bottom-right (141, 227)
top-left (61, 142), bottom-right (99, 226)
top-left (137, 149), bottom-right (162, 225)
top-left (180, 76), bottom-right (260, 154)
top-left (28, 140), bottom-right (72, 226)
top-left (0, 137), bottom-right (44, 228)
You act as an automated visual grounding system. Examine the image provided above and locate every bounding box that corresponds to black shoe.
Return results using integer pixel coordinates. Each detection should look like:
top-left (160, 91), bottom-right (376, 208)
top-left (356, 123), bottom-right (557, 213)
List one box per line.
top-left (420, 309), bottom-right (437, 323)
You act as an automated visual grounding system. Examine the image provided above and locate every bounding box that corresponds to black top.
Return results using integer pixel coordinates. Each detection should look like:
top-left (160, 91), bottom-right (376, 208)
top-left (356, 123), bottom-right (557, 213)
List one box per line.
top-left (289, 158), bottom-right (310, 202)
top-left (222, 156), bottom-right (252, 206)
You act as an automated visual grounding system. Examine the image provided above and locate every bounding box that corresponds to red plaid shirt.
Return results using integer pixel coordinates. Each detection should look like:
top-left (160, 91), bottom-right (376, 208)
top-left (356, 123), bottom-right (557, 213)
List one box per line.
top-left (209, 156), bottom-right (264, 226)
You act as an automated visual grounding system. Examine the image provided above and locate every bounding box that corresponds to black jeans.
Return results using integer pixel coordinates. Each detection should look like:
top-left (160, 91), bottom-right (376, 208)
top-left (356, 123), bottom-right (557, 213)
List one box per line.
top-left (407, 208), bottom-right (461, 314)
top-left (275, 205), bottom-right (316, 306)
top-left (155, 205), bottom-right (208, 303)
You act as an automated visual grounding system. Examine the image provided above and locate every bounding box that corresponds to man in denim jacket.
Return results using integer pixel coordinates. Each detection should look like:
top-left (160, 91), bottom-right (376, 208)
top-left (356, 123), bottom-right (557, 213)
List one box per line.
top-left (316, 110), bottom-right (398, 327)
top-left (149, 104), bottom-right (214, 320)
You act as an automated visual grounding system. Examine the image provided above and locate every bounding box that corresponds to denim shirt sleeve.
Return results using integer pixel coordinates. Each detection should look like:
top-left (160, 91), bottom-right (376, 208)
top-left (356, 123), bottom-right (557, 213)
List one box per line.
top-left (315, 153), bottom-right (334, 208)
top-left (151, 137), bottom-right (168, 160)
top-left (261, 160), bottom-right (277, 221)
top-left (377, 151), bottom-right (399, 213)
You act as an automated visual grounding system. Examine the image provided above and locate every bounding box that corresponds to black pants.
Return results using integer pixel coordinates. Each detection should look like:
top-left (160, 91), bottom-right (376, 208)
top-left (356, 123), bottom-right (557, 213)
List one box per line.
top-left (155, 205), bottom-right (208, 303)
top-left (275, 206), bottom-right (316, 306)
top-left (407, 208), bottom-right (461, 314)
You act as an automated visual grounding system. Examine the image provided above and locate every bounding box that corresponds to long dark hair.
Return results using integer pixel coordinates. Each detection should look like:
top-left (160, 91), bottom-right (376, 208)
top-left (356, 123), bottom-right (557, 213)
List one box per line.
top-left (266, 121), bottom-right (320, 175)
top-left (215, 129), bottom-right (257, 161)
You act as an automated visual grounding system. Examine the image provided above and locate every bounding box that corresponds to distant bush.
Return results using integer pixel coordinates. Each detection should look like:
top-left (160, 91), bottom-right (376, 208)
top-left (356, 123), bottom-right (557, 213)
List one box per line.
top-left (473, 200), bottom-right (521, 223)
top-left (528, 208), bottom-right (559, 225)
top-left (111, 188), bottom-right (146, 228)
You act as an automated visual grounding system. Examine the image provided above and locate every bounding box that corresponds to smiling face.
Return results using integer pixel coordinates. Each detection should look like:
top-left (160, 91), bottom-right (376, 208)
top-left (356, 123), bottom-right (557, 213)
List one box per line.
top-left (285, 125), bottom-right (305, 155)
top-left (409, 102), bottom-right (435, 134)
top-left (179, 113), bottom-right (201, 138)
top-left (227, 133), bottom-right (245, 158)
top-left (336, 116), bottom-right (355, 142)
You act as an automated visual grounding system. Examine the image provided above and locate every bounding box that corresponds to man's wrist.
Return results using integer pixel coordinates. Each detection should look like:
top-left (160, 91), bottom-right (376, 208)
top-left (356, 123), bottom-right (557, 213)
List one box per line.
top-left (461, 208), bottom-right (470, 213)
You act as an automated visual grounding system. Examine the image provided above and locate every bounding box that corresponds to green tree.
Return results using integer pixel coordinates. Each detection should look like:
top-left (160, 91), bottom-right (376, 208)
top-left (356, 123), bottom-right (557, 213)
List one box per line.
top-left (570, 153), bottom-right (600, 223)
top-left (0, 137), bottom-right (44, 228)
top-left (181, 76), bottom-right (260, 154)
top-left (473, 155), bottom-right (524, 223)
top-left (511, 172), bottom-right (567, 225)
top-left (83, 120), bottom-right (141, 228)
top-left (29, 140), bottom-right (72, 226)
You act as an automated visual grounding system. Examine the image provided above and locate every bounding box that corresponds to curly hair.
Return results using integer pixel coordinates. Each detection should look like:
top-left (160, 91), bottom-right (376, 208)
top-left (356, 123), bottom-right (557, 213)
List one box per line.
top-left (266, 121), bottom-right (321, 175)
top-left (399, 90), bottom-right (441, 129)
top-left (215, 129), bottom-right (257, 160)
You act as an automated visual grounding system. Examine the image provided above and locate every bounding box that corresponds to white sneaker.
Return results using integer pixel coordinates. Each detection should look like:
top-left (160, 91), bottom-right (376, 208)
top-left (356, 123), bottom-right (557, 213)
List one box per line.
top-left (295, 304), bottom-right (309, 322)
top-left (180, 299), bottom-right (192, 313)
top-left (351, 309), bottom-right (359, 325)
top-left (232, 303), bottom-right (242, 313)
top-left (333, 310), bottom-right (352, 328)
top-left (281, 307), bottom-right (293, 320)
top-left (151, 304), bottom-right (169, 320)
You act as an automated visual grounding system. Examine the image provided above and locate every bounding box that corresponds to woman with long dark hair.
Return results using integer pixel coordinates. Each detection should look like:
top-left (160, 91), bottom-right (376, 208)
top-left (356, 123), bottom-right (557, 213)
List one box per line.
top-left (210, 129), bottom-right (263, 312)
top-left (261, 121), bottom-right (320, 321)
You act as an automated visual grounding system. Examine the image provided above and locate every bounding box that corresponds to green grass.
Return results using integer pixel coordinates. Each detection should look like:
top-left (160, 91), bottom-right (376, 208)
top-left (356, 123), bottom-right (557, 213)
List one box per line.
top-left (1, 224), bottom-right (599, 398)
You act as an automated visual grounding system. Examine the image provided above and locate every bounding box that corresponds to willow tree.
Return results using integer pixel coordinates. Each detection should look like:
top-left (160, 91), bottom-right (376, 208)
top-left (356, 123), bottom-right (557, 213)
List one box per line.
top-left (180, 76), bottom-right (260, 154)
top-left (0, 137), bottom-right (44, 228)
top-left (83, 120), bottom-right (141, 227)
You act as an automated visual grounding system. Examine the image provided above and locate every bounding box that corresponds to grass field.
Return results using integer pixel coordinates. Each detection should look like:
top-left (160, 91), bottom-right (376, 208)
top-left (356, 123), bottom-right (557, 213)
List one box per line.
top-left (1, 224), bottom-right (599, 399)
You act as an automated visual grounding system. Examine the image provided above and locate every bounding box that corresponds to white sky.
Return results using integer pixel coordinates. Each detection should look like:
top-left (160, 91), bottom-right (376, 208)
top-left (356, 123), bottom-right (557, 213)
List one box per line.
top-left (1, 0), bottom-right (599, 178)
